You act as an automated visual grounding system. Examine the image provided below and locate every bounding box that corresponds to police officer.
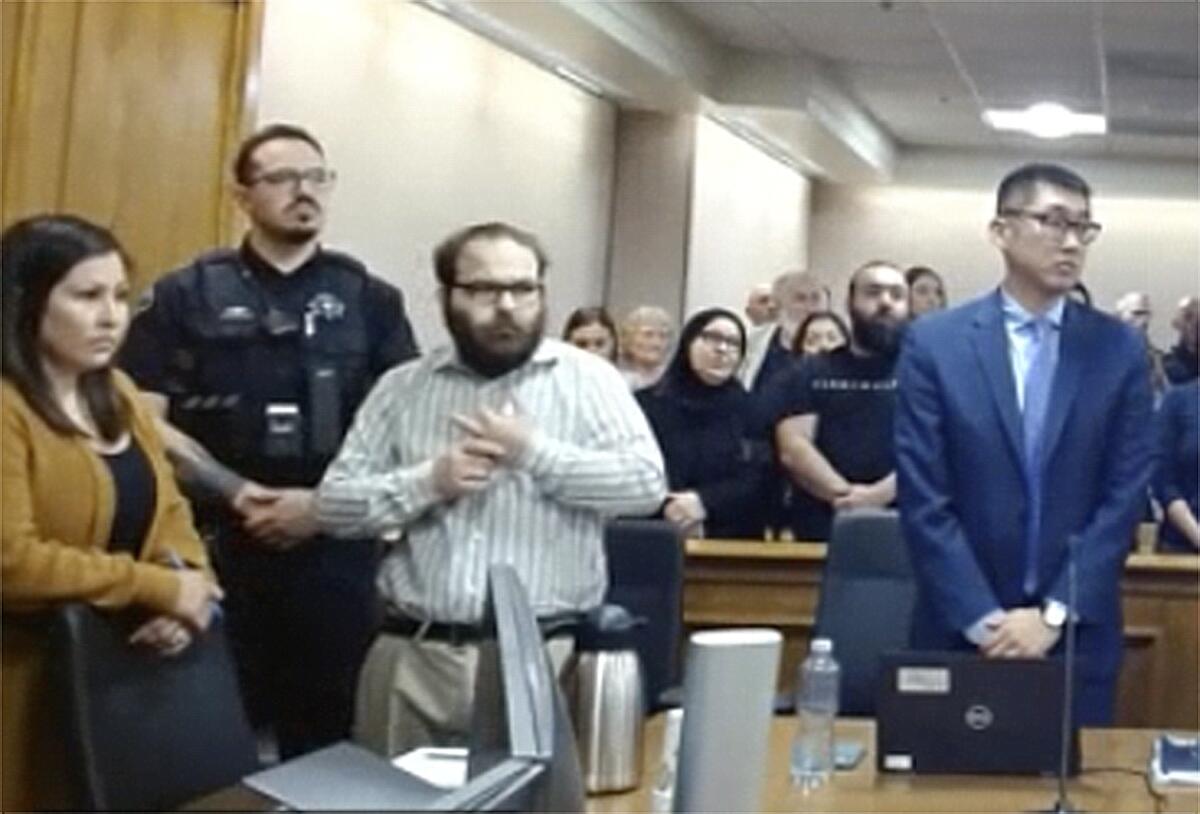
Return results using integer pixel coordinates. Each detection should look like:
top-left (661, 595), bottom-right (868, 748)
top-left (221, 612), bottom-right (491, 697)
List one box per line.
top-left (120, 123), bottom-right (419, 759)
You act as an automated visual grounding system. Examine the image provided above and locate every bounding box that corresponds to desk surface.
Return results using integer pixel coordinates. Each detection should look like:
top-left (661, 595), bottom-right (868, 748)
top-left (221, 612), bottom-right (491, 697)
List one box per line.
top-left (590, 717), bottom-right (1200, 814)
top-left (186, 717), bottom-right (1200, 813)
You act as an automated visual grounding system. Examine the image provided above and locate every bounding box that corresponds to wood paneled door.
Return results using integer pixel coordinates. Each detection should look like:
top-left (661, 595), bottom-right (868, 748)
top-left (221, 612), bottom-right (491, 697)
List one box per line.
top-left (2, 0), bottom-right (262, 291)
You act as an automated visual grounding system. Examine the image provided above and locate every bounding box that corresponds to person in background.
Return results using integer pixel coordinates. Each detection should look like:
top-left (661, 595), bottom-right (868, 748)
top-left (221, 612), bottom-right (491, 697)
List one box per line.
top-left (1, 215), bottom-right (223, 811)
top-left (792, 310), bottom-right (851, 357)
top-left (896, 163), bottom-right (1152, 725)
top-left (1163, 295), bottom-right (1199, 384)
top-left (315, 222), bottom-right (665, 757)
top-left (766, 261), bottom-right (909, 541)
top-left (636, 307), bottom-right (768, 539)
top-left (618, 305), bottom-right (673, 389)
top-left (119, 123), bottom-right (419, 759)
top-left (905, 266), bottom-right (948, 318)
top-left (1114, 291), bottom-right (1168, 397)
top-left (1153, 381), bottom-right (1199, 552)
top-left (739, 270), bottom-right (829, 393)
top-left (744, 282), bottom-right (777, 327)
top-left (562, 305), bottom-right (619, 363)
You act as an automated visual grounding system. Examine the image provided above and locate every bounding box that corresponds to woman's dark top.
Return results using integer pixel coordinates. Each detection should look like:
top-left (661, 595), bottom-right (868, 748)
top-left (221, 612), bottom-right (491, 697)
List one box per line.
top-left (101, 439), bottom-right (157, 556)
top-left (636, 378), bottom-right (768, 539)
top-left (1153, 381), bottom-right (1199, 552)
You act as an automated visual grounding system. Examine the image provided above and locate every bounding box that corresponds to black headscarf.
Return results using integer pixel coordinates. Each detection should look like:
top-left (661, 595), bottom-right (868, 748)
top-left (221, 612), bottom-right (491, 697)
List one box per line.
top-left (652, 307), bottom-right (748, 411)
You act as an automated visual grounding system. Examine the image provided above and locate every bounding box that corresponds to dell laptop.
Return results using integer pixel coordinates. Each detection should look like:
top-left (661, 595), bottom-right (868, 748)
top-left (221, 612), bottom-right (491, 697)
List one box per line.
top-left (876, 651), bottom-right (1080, 775)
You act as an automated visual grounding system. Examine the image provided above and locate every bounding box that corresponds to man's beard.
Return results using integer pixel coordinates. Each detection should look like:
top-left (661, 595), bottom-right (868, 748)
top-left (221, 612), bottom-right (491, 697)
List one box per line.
top-left (445, 301), bottom-right (546, 379)
top-left (851, 308), bottom-right (907, 358)
top-left (262, 199), bottom-right (322, 245)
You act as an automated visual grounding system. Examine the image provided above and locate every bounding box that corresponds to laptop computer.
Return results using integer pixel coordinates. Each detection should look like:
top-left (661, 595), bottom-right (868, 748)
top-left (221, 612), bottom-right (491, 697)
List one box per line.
top-left (875, 651), bottom-right (1080, 775)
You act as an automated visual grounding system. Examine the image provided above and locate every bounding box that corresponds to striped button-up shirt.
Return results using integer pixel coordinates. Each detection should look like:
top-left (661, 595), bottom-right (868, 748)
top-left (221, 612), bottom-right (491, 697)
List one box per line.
top-left (316, 338), bottom-right (666, 623)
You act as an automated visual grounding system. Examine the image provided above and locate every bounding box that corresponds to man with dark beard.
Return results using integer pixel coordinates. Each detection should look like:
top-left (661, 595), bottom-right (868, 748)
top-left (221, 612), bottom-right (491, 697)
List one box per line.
top-left (314, 221), bottom-right (665, 757)
top-left (120, 124), bottom-right (418, 759)
top-left (762, 260), bottom-right (909, 540)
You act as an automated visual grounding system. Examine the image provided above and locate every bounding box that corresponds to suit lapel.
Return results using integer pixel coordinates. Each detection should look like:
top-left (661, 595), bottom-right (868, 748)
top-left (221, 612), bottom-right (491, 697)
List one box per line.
top-left (970, 292), bottom-right (1025, 469)
top-left (1039, 302), bottom-right (1085, 468)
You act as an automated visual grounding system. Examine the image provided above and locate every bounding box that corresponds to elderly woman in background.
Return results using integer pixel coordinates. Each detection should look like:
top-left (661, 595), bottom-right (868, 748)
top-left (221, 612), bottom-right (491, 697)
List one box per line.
top-left (636, 307), bottom-right (767, 539)
top-left (905, 265), bottom-right (947, 318)
top-left (1, 214), bottom-right (223, 811)
top-left (792, 310), bottom-right (851, 357)
top-left (562, 305), bottom-right (619, 363)
top-left (618, 304), bottom-right (673, 389)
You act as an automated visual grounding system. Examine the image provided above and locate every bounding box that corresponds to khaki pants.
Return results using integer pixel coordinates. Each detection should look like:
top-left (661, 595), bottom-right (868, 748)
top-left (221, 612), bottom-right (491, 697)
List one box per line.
top-left (353, 632), bottom-right (573, 758)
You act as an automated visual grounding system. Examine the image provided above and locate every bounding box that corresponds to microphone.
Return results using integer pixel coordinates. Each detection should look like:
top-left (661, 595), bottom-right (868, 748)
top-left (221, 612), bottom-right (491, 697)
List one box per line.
top-left (1034, 534), bottom-right (1082, 814)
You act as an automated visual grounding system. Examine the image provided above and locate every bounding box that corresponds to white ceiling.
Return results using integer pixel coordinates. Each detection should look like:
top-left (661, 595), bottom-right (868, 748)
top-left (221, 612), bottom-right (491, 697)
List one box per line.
top-left (669, 0), bottom-right (1199, 160)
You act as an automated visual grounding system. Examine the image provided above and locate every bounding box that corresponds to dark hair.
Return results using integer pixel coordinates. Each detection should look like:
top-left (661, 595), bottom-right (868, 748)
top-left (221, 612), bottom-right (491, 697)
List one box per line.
top-left (995, 163), bottom-right (1091, 214)
top-left (562, 306), bottom-right (619, 362)
top-left (433, 222), bottom-right (549, 287)
top-left (673, 307), bottom-right (746, 377)
top-left (233, 123), bottom-right (325, 185)
top-left (791, 310), bottom-right (851, 355)
top-left (847, 259), bottom-right (902, 299)
top-left (1, 214), bottom-right (129, 441)
top-left (905, 265), bottom-right (947, 307)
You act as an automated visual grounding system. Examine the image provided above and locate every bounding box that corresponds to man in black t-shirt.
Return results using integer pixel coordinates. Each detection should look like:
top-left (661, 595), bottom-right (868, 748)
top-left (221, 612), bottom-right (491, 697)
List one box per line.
top-left (762, 261), bottom-right (909, 540)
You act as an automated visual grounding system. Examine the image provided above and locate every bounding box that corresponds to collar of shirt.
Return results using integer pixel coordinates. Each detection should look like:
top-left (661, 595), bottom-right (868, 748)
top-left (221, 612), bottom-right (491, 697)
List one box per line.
top-left (239, 239), bottom-right (323, 281)
top-left (1000, 287), bottom-right (1065, 334)
top-left (431, 337), bottom-right (562, 377)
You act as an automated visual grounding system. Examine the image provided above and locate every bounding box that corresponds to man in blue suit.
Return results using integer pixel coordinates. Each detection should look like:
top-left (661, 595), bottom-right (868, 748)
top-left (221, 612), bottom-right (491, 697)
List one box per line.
top-left (895, 163), bottom-right (1154, 726)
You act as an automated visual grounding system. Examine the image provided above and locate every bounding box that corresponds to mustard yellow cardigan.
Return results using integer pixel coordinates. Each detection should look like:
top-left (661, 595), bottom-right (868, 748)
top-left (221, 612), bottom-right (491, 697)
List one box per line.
top-left (2, 370), bottom-right (212, 811)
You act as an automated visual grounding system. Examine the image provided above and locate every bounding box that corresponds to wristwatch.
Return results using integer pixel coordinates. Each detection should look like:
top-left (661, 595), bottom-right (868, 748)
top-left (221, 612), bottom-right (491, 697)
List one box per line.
top-left (1041, 600), bottom-right (1068, 629)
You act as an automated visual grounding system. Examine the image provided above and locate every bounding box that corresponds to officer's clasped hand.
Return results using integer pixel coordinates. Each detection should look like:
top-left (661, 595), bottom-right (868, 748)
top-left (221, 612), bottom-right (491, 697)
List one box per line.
top-left (233, 483), bottom-right (319, 548)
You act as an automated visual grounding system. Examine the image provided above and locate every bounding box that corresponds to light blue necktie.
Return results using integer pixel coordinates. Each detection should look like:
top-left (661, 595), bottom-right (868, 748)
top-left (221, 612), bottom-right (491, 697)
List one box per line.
top-left (1022, 317), bottom-right (1057, 595)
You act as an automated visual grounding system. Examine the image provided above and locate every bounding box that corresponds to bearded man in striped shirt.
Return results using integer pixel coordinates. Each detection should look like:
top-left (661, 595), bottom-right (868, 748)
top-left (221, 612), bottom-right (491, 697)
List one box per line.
top-left (315, 221), bottom-right (666, 757)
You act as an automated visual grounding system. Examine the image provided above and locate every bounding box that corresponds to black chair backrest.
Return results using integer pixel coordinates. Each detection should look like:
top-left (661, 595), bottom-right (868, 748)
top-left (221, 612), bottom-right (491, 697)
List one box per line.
top-left (812, 509), bottom-right (915, 716)
top-left (602, 519), bottom-right (684, 714)
top-left (51, 604), bottom-right (259, 811)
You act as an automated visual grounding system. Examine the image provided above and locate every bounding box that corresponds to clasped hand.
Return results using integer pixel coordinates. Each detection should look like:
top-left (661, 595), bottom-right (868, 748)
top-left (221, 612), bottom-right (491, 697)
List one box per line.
top-left (232, 484), bottom-right (318, 549)
top-left (433, 405), bottom-right (532, 500)
top-left (980, 607), bottom-right (1061, 658)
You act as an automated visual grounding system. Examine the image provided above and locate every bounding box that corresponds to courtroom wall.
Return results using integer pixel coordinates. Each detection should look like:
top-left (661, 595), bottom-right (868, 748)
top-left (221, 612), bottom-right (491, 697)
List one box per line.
top-left (809, 149), bottom-right (1199, 346)
top-left (685, 115), bottom-right (811, 321)
top-left (256, 0), bottom-right (617, 347)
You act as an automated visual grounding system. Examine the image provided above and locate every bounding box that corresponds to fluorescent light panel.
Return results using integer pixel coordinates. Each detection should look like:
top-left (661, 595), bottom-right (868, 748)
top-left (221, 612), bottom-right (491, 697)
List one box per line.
top-left (982, 102), bottom-right (1106, 140)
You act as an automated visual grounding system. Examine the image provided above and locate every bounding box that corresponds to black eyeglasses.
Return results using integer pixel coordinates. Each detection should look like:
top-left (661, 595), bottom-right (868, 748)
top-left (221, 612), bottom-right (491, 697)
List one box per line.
top-left (249, 167), bottom-right (337, 190)
top-left (449, 281), bottom-right (543, 306)
top-left (999, 209), bottom-right (1102, 245)
top-left (697, 329), bottom-right (742, 353)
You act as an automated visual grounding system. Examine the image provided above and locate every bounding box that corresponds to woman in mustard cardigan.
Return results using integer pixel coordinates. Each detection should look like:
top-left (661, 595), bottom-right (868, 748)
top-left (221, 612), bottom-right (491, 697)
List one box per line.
top-left (2, 214), bottom-right (224, 811)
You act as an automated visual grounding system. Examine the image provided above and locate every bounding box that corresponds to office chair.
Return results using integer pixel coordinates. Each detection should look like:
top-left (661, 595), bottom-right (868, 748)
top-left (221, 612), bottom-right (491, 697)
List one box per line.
top-left (51, 603), bottom-right (260, 811)
top-left (602, 519), bottom-right (685, 713)
top-left (812, 508), bottom-right (916, 716)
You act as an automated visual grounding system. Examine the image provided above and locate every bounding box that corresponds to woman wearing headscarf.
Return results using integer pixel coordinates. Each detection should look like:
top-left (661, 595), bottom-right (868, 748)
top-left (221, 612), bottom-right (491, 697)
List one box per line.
top-left (635, 307), bottom-right (767, 538)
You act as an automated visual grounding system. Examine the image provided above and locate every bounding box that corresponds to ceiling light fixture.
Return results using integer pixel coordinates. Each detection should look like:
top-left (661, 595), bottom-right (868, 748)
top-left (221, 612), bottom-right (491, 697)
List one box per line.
top-left (982, 102), bottom-right (1106, 140)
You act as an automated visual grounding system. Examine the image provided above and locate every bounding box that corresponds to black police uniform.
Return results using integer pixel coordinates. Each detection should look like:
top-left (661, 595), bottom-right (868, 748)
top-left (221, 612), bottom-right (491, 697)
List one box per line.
top-left (120, 242), bottom-right (418, 759)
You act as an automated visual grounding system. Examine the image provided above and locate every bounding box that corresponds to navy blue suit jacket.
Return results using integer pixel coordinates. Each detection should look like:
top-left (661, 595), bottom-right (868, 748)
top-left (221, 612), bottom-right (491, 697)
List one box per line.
top-left (895, 290), bottom-right (1153, 686)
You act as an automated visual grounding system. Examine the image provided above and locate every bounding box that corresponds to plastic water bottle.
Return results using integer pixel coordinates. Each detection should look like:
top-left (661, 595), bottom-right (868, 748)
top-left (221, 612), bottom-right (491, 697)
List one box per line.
top-left (790, 637), bottom-right (840, 791)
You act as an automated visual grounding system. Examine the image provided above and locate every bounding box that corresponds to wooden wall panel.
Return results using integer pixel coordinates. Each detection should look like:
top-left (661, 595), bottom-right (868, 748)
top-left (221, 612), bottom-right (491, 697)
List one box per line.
top-left (2, 2), bottom-right (78, 219)
top-left (2, 0), bottom-right (262, 292)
